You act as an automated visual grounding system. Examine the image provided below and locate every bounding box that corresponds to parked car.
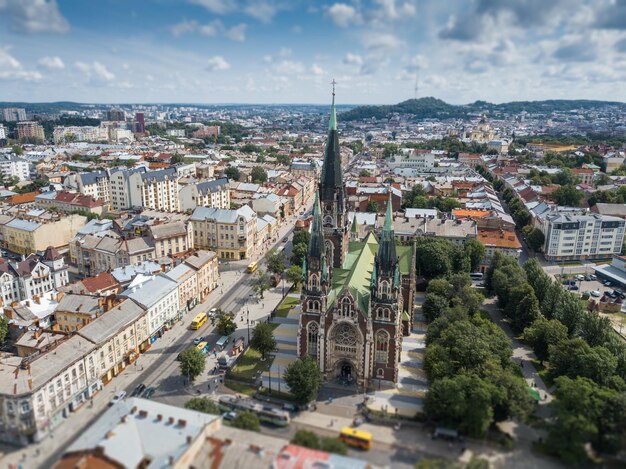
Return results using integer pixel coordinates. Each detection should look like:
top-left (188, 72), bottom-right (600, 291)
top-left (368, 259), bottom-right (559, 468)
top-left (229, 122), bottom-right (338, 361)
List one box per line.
top-left (131, 383), bottom-right (146, 397)
top-left (590, 290), bottom-right (601, 297)
top-left (575, 274), bottom-right (585, 281)
top-left (282, 237), bottom-right (288, 243)
top-left (568, 285), bottom-right (579, 291)
top-left (223, 411), bottom-right (237, 421)
top-left (604, 280), bottom-right (612, 286)
top-left (193, 336), bottom-right (205, 345)
top-left (589, 274), bottom-right (597, 281)
top-left (109, 391), bottom-right (127, 406)
top-left (584, 275), bottom-right (591, 281)
top-left (142, 387), bottom-right (156, 399)
top-left (208, 308), bottom-right (218, 317)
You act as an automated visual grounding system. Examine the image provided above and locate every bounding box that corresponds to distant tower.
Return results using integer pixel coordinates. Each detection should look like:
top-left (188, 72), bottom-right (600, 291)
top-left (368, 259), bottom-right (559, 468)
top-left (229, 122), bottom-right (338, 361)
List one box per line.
top-left (319, 80), bottom-right (349, 268)
top-left (135, 113), bottom-right (145, 133)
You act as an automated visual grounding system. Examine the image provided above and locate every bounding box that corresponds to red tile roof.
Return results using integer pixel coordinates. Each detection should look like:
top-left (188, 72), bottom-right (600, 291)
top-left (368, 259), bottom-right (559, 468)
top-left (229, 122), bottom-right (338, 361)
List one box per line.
top-left (81, 272), bottom-right (119, 293)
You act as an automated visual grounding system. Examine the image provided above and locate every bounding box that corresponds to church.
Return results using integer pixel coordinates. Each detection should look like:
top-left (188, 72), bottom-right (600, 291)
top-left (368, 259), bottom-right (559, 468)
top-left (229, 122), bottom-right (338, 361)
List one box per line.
top-left (297, 92), bottom-right (416, 387)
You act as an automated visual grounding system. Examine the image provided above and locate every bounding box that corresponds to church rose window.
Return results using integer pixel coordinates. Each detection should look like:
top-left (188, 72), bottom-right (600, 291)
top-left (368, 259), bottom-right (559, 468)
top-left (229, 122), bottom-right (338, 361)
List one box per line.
top-left (334, 323), bottom-right (358, 354)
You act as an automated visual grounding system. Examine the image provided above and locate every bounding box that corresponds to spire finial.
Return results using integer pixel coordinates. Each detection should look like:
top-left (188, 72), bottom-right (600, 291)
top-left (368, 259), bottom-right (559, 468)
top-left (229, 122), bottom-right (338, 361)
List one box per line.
top-left (329, 79), bottom-right (337, 131)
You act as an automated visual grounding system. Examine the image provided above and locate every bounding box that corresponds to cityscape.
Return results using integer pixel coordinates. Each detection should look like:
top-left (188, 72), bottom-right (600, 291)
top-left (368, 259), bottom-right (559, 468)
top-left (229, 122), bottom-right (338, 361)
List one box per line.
top-left (1, 1), bottom-right (626, 469)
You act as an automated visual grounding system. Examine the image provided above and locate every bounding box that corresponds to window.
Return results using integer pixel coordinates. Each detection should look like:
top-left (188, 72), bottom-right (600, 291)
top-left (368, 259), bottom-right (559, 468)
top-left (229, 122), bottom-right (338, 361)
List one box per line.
top-left (379, 281), bottom-right (391, 300)
top-left (308, 273), bottom-right (320, 291)
top-left (341, 297), bottom-right (353, 317)
top-left (308, 300), bottom-right (320, 312)
top-left (376, 308), bottom-right (391, 321)
top-left (307, 322), bottom-right (318, 356)
top-left (375, 330), bottom-right (389, 364)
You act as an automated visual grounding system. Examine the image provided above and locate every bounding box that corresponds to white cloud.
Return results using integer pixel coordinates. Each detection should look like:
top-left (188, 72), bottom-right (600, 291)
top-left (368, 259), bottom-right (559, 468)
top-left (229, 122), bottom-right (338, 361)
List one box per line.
top-left (273, 60), bottom-right (305, 75)
top-left (200, 20), bottom-right (223, 36)
top-left (327, 3), bottom-right (361, 28)
top-left (206, 56), bottom-right (231, 71)
top-left (343, 53), bottom-right (363, 66)
top-left (0, 47), bottom-right (42, 80)
top-left (311, 64), bottom-right (324, 76)
top-left (37, 55), bottom-right (64, 70)
top-left (0, 0), bottom-right (69, 34)
top-left (171, 20), bottom-right (198, 37)
top-left (375, 0), bottom-right (416, 20)
top-left (363, 33), bottom-right (404, 51)
top-left (225, 23), bottom-right (247, 42)
top-left (189, 0), bottom-right (235, 15)
top-left (75, 61), bottom-right (115, 83)
top-left (244, 1), bottom-right (278, 23)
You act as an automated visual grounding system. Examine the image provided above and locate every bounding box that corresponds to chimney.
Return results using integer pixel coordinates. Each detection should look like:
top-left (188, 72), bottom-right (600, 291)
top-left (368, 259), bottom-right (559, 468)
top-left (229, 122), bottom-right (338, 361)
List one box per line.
top-left (121, 415), bottom-right (128, 423)
top-left (156, 414), bottom-right (163, 422)
top-left (130, 406), bottom-right (137, 414)
top-left (57, 291), bottom-right (64, 302)
top-left (168, 416), bottom-right (175, 425)
top-left (139, 410), bottom-right (148, 418)
top-left (25, 300), bottom-right (30, 307)
top-left (178, 419), bottom-right (187, 427)
top-left (33, 295), bottom-right (40, 304)
top-left (186, 435), bottom-right (193, 445)
top-left (105, 431), bottom-right (115, 439)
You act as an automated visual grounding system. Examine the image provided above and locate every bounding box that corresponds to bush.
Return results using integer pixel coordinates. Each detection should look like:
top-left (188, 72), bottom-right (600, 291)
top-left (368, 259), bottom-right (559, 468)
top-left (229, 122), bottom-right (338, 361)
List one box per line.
top-left (231, 410), bottom-right (260, 431)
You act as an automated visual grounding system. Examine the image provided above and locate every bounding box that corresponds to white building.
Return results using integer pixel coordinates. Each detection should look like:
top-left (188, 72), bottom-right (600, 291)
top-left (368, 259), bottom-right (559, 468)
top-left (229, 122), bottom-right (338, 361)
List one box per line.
top-left (0, 124), bottom-right (6, 140)
top-left (179, 177), bottom-right (230, 211)
top-left (136, 168), bottom-right (180, 212)
top-left (541, 212), bottom-right (626, 261)
top-left (65, 170), bottom-right (111, 204)
top-left (0, 154), bottom-right (30, 181)
top-left (53, 126), bottom-right (109, 144)
top-left (387, 149), bottom-right (435, 171)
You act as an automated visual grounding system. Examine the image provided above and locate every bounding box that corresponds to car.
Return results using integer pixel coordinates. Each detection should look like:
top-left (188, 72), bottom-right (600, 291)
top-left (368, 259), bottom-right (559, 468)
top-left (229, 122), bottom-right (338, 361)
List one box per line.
top-left (223, 411), bottom-right (237, 421)
top-left (584, 275), bottom-right (591, 281)
top-left (589, 274), bottom-right (597, 281)
top-left (604, 280), bottom-right (612, 286)
top-left (590, 290), bottom-right (601, 297)
top-left (568, 285), bottom-right (579, 291)
top-left (131, 383), bottom-right (146, 397)
top-left (142, 387), bottom-right (156, 399)
top-left (208, 308), bottom-right (217, 317)
top-left (282, 403), bottom-right (297, 412)
top-left (575, 274), bottom-right (585, 281)
top-left (193, 336), bottom-right (205, 345)
top-left (109, 391), bottom-right (126, 406)
top-left (282, 237), bottom-right (288, 243)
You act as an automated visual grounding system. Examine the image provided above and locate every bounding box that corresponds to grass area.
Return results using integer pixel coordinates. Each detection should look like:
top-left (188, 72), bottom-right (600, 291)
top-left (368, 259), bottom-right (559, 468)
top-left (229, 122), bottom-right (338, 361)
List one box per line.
top-left (257, 387), bottom-right (297, 402)
top-left (230, 347), bottom-right (274, 381)
top-left (275, 295), bottom-right (299, 318)
top-left (224, 381), bottom-right (257, 396)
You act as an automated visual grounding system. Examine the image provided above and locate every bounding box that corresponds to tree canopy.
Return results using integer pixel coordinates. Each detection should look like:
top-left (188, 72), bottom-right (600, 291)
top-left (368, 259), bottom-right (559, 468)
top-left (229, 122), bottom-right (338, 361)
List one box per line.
top-left (283, 355), bottom-right (321, 405)
top-left (178, 347), bottom-right (206, 381)
top-left (250, 322), bottom-right (276, 360)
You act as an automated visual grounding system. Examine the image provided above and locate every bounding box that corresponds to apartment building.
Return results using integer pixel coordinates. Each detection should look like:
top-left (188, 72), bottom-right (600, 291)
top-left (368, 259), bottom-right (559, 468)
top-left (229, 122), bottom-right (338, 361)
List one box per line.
top-left (0, 213), bottom-right (87, 255)
top-left (119, 274), bottom-right (179, 336)
top-left (164, 263), bottom-right (198, 311)
top-left (35, 191), bottom-right (107, 216)
top-left (65, 170), bottom-right (111, 204)
top-left (137, 167), bottom-right (180, 212)
top-left (54, 294), bottom-right (103, 333)
top-left (477, 228), bottom-right (522, 271)
top-left (178, 177), bottom-right (230, 211)
top-left (541, 212), bottom-right (626, 261)
top-left (146, 221), bottom-right (192, 259)
top-left (2, 107), bottom-right (26, 121)
top-left (108, 166), bottom-right (146, 211)
top-left (190, 205), bottom-right (257, 260)
top-left (184, 250), bottom-right (219, 302)
top-left (387, 149), bottom-right (435, 171)
top-left (0, 154), bottom-right (30, 181)
top-left (53, 126), bottom-right (109, 144)
top-left (16, 122), bottom-right (45, 142)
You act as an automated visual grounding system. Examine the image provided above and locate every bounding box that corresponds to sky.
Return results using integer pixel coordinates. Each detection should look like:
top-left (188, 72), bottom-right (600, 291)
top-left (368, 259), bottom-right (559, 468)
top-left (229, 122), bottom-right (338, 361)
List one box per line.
top-left (1, 0), bottom-right (626, 104)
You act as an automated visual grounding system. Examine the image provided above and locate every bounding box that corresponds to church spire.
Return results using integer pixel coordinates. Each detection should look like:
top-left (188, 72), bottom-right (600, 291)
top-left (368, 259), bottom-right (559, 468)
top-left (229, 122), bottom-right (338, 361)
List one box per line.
top-left (329, 79), bottom-right (337, 131)
top-left (320, 81), bottom-right (343, 199)
top-left (308, 191), bottom-right (325, 260)
top-left (377, 191), bottom-right (397, 274)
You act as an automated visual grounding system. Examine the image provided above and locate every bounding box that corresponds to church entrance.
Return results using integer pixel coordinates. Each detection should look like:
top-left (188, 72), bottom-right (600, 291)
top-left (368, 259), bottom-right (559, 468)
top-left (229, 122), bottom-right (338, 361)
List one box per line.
top-left (341, 363), bottom-right (352, 379)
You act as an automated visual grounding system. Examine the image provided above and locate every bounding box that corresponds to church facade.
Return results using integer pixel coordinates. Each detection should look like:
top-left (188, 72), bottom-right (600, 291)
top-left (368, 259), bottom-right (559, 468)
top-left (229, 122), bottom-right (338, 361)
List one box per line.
top-left (297, 95), bottom-right (416, 387)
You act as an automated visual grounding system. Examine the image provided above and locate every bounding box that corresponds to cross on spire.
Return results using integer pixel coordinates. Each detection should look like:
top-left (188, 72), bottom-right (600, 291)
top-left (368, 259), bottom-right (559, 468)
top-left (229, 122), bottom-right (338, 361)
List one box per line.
top-left (331, 78), bottom-right (337, 96)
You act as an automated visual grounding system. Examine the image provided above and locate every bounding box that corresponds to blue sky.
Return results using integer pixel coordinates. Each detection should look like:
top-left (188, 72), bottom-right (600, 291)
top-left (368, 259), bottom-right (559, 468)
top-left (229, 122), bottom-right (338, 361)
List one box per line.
top-left (1, 0), bottom-right (626, 104)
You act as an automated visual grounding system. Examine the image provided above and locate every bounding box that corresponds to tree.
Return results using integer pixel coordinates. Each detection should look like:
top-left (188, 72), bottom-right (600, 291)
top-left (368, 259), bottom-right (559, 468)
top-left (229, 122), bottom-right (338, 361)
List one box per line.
top-left (292, 429), bottom-right (320, 449)
top-left (366, 200), bottom-right (378, 212)
top-left (426, 278), bottom-right (453, 298)
top-left (522, 318), bottom-right (568, 364)
top-left (250, 322), bottom-right (276, 360)
top-left (359, 169), bottom-right (371, 177)
top-left (0, 315), bottom-right (7, 344)
top-left (286, 265), bottom-right (303, 287)
top-left (184, 397), bottom-right (221, 414)
top-left (267, 251), bottom-right (286, 275)
top-left (524, 227), bottom-right (545, 252)
top-left (463, 239), bottom-right (485, 272)
top-left (504, 283), bottom-right (541, 333)
top-left (549, 338), bottom-right (617, 386)
top-left (320, 437), bottom-right (348, 455)
top-left (422, 293), bottom-right (450, 323)
top-left (231, 410), bottom-right (260, 431)
top-left (225, 166), bottom-right (240, 181)
top-left (178, 347), bottom-right (206, 381)
top-left (293, 230), bottom-right (310, 247)
top-left (291, 243), bottom-right (308, 266)
top-left (553, 184), bottom-right (583, 207)
top-left (252, 269), bottom-right (271, 299)
top-left (283, 355), bottom-right (321, 405)
top-left (415, 238), bottom-right (454, 279)
top-left (215, 309), bottom-right (237, 336)
top-left (250, 166), bottom-right (268, 184)
top-left (170, 153), bottom-right (185, 164)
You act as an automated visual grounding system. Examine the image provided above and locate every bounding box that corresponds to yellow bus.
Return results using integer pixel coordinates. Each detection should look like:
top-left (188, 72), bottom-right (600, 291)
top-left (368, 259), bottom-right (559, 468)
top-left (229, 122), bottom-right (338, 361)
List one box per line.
top-left (246, 261), bottom-right (258, 273)
top-left (339, 427), bottom-right (372, 450)
top-left (190, 312), bottom-right (208, 330)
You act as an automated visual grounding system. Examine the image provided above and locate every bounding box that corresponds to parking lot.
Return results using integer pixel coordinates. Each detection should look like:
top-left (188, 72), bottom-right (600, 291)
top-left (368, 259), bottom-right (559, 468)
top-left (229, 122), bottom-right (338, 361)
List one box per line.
top-left (559, 273), bottom-right (626, 301)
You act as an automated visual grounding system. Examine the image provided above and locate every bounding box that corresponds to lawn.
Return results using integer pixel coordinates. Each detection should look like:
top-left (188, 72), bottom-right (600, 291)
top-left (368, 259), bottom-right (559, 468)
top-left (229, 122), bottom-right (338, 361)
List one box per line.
top-left (230, 347), bottom-right (273, 381)
top-left (275, 295), bottom-right (299, 318)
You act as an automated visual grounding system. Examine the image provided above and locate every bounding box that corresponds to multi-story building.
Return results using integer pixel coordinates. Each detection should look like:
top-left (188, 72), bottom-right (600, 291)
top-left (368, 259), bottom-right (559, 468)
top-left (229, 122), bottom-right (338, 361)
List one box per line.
top-left (53, 293), bottom-right (103, 333)
top-left (119, 274), bottom-right (179, 337)
top-left (190, 205), bottom-right (257, 260)
top-left (540, 212), bottom-right (626, 261)
top-left (146, 221), bottom-right (192, 259)
top-left (184, 250), bottom-right (219, 302)
top-left (0, 213), bottom-right (87, 255)
top-left (106, 108), bottom-right (125, 122)
top-left (0, 154), bottom-right (30, 181)
top-left (108, 167), bottom-right (146, 210)
top-left (35, 191), bottom-right (107, 216)
top-left (16, 122), bottom-right (45, 142)
top-left (477, 228), bottom-right (522, 271)
top-left (52, 126), bottom-right (109, 144)
top-left (137, 168), bottom-right (180, 212)
top-left (2, 107), bottom-right (27, 122)
top-left (179, 177), bottom-right (230, 211)
top-left (387, 149), bottom-right (435, 171)
top-left (65, 170), bottom-right (111, 204)
top-left (0, 124), bottom-right (6, 141)
top-left (164, 263), bottom-right (199, 311)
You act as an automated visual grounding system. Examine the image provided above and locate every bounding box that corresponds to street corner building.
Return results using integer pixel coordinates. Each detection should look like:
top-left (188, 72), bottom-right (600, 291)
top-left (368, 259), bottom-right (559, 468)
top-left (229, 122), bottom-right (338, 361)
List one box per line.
top-left (297, 93), bottom-right (416, 387)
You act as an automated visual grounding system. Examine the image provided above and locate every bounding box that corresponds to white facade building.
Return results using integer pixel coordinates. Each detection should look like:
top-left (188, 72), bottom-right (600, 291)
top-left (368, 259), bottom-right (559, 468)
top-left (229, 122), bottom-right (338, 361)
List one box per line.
top-left (0, 154), bottom-right (30, 181)
top-left (53, 126), bottom-right (109, 144)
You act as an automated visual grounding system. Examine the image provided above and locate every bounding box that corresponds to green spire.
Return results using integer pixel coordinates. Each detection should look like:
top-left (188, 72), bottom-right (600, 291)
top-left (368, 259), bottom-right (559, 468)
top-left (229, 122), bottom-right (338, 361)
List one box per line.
top-left (308, 191), bottom-right (325, 260)
top-left (329, 91), bottom-right (337, 131)
top-left (351, 213), bottom-right (358, 233)
top-left (383, 191), bottom-right (393, 232)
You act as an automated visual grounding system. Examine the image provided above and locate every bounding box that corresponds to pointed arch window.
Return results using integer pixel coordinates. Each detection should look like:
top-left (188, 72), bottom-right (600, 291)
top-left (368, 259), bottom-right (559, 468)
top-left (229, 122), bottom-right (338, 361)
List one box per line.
top-left (340, 297), bottom-right (354, 317)
top-left (376, 307), bottom-right (391, 321)
top-left (308, 273), bottom-right (320, 291)
top-left (375, 330), bottom-right (389, 364)
top-left (379, 280), bottom-right (391, 300)
top-left (307, 322), bottom-right (319, 356)
top-left (307, 300), bottom-right (320, 312)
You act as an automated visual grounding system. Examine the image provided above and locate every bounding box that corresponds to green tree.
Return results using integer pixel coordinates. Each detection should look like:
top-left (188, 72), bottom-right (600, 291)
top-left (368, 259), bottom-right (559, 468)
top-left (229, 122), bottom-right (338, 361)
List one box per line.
top-left (463, 239), bottom-right (486, 272)
top-left (415, 238), bottom-right (454, 279)
top-left (250, 322), bottom-right (276, 360)
top-left (426, 278), bottom-right (453, 298)
top-left (215, 310), bottom-right (237, 336)
top-left (225, 166), bottom-right (241, 181)
top-left (250, 166), bottom-right (268, 184)
top-left (292, 429), bottom-right (320, 449)
top-left (170, 153), bottom-right (185, 164)
top-left (184, 397), bottom-right (221, 414)
top-left (319, 437), bottom-right (348, 455)
top-left (252, 269), bottom-right (271, 299)
top-left (422, 293), bottom-right (450, 323)
top-left (366, 200), bottom-right (378, 212)
top-left (0, 315), bottom-right (7, 344)
top-left (293, 230), bottom-right (310, 247)
top-left (275, 153), bottom-right (291, 165)
top-left (524, 227), bottom-right (545, 252)
top-left (522, 318), bottom-right (568, 364)
top-left (231, 410), bottom-right (261, 431)
top-left (286, 264), bottom-right (303, 287)
top-left (549, 338), bottom-right (617, 386)
top-left (178, 347), bottom-right (206, 382)
top-left (553, 184), bottom-right (583, 207)
top-left (359, 169), bottom-right (371, 177)
top-left (283, 355), bottom-right (321, 405)
top-left (504, 283), bottom-right (541, 333)
top-left (291, 243), bottom-right (308, 266)
top-left (267, 251), bottom-right (286, 275)
top-left (415, 459), bottom-right (459, 469)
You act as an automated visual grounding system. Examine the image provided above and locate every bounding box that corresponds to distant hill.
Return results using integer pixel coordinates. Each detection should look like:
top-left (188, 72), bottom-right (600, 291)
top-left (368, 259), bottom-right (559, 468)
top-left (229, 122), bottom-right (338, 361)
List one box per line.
top-left (340, 97), bottom-right (626, 121)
